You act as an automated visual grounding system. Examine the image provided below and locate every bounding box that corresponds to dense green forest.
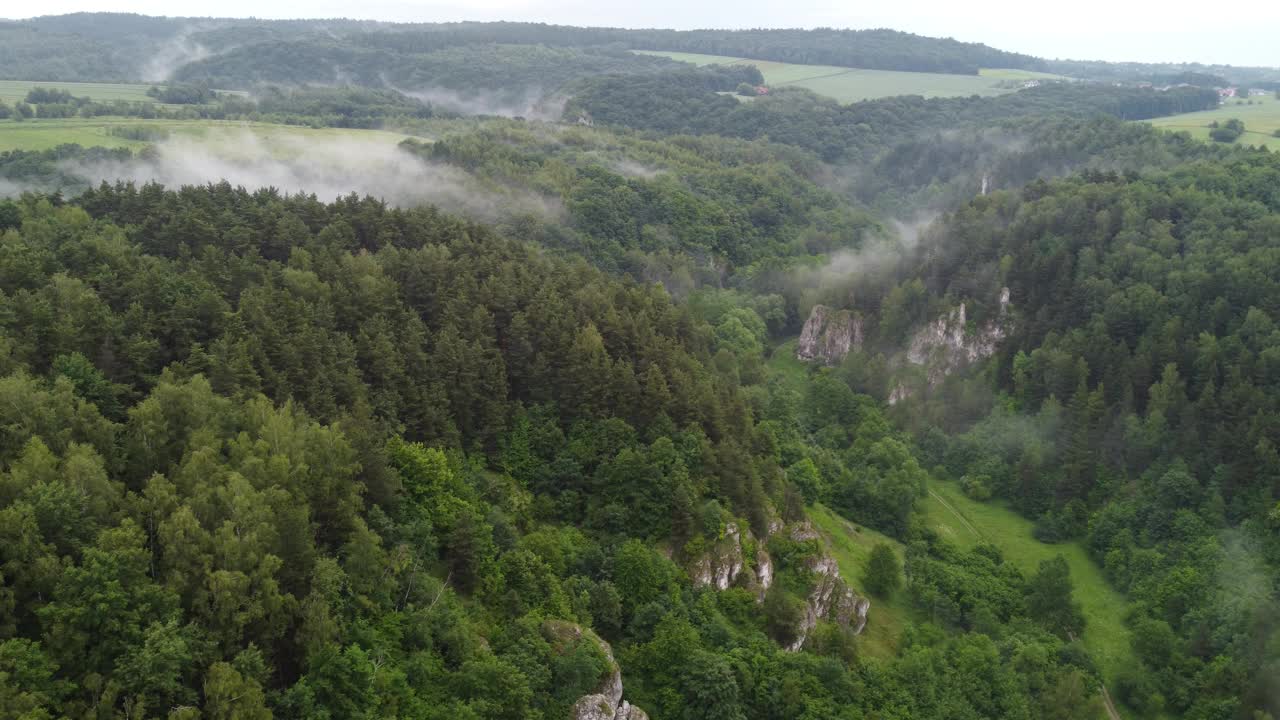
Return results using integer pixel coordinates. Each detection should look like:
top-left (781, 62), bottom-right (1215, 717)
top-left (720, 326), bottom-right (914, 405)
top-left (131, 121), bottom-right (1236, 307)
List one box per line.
top-left (2, 15), bottom-right (1045, 84)
top-left (170, 42), bottom-right (681, 100)
top-left (568, 72), bottom-right (1221, 162)
top-left (0, 185), bottom-right (1111, 719)
top-left (343, 25), bottom-right (1048, 75)
top-left (4, 13), bottom-right (1276, 89)
top-left (2, 11), bottom-right (1280, 720)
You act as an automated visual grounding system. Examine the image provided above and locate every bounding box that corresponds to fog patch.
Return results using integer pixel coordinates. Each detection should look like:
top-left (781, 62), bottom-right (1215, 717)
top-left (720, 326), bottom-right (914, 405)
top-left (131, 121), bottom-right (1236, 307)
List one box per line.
top-left (611, 159), bottom-right (664, 179)
top-left (792, 213), bottom-right (940, 301)
top-left (65, 131), bottom-right (563, 222)
top-left (143, 29), bottom-right (213, 82)
top-left (0, 178), bottom-right (24, 198)
top-left (395, 85), bottom-right (567, 121)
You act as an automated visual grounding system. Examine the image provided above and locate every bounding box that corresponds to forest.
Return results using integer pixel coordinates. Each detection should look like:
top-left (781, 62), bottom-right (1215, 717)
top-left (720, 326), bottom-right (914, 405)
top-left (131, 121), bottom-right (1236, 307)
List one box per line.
top-left (1, 10), bottom-right (1279, 720)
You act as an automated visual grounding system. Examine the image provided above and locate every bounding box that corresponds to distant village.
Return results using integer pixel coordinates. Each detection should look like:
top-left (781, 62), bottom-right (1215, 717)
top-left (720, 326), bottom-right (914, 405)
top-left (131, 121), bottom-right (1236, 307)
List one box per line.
top-left (1127, 81), bottom-right (1272, 102)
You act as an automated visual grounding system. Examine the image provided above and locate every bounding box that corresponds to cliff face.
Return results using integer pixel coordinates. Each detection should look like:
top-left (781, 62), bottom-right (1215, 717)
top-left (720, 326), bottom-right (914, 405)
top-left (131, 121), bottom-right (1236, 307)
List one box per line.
top-left (558, 621), bottom-right (650, 720)
top-left (784, 523), bottom-right (871, 651)
top-left (796, 305), bottom-right (863, 365)
top-left (684, 518), bottom-right (869, 652)
top-left (891, 287), bottom-right (1012, 402)
top-left (906, 287), bottom-right (1010, 377)
top-left (688, 521), bottom-right (773, 599)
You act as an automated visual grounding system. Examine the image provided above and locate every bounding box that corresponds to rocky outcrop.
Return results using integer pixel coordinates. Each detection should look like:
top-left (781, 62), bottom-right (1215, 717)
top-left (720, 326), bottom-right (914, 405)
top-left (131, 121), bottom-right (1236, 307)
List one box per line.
top-left (550, 621), bottom-right (649, 720)
top-left (688, 522), bottom-right (773, 599)
top-left (617, 702), bottom-right (649, 720)
top-left (892, 287), bottom-right (1011, 403)
top-left (693, 522), bottom-right (747, 591)
top-left (755, 549), bottom-right (774, 600)
top-left (784, 523), bottom-right (871, 651)
top-left (572, 696), bottom-right (649, 720)
top-left (796, 305), bottom-right (863, 365)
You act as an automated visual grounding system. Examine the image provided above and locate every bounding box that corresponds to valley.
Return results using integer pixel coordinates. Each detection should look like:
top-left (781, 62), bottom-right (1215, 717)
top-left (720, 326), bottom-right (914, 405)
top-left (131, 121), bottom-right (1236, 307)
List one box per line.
top-left (0, 12), bottom-right (1277, 720)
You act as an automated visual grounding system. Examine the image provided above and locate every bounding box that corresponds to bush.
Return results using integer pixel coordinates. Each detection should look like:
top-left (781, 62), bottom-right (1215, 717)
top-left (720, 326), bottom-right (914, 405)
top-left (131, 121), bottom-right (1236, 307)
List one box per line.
top-left (960, 473), bottom-right (992, 500)
top-left (107, 125), bottom-right (171, 141)
top-left (763, 586), bottom-right (806, 647)
top-left (25, 87), bottom-right (77, 104)
top-left (1209, 118), bottom-right (1244, 142)
top-left (863, 543), bottom-right (901, 597)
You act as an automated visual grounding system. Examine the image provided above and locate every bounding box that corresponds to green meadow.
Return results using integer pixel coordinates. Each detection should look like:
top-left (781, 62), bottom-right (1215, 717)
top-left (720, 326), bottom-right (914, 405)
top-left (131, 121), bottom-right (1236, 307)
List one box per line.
top-left (1148, 93), bottom-right (1280, 150)
top-left (0, 79), bottom-right (158, 105)
top-left (635, 50), bottom-right (1065, 103)
top-left (921, 479), bottom-right (1134, 686)
top-left (0, 116), bottom-right (413, 153)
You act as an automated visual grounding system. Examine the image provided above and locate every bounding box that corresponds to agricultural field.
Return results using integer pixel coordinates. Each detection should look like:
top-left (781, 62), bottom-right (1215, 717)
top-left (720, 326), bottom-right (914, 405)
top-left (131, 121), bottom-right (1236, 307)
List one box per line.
top-left (1148, 93), bottom-right (1280, 150)
top-left (634, 50), bottom-right (1065, 103)
top-left (0, 116), bottom-right (413, 152)
top-left (921, 479), bottom-right (1134, 690)
top-left (0, 79), bottom-right (158, 105)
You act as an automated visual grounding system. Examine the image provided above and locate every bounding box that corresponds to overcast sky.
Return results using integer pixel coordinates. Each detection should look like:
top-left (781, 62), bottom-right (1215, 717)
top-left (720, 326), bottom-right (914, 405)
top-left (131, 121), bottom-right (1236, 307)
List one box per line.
top-left (8, 0), bottom-right (1277, 67)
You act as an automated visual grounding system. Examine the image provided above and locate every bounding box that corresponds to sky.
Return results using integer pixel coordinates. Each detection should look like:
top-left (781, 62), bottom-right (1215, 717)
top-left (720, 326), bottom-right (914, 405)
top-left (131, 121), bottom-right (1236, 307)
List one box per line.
top-left (6, 0), bottom-right (1278, 67)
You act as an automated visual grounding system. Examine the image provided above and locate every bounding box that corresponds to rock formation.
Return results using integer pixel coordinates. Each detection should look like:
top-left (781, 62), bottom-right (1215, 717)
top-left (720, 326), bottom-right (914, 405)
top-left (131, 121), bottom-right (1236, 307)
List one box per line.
top-left (684, 518), bottom-right (869, 652)
top-left (796, 305), bottom-right (863, 365)
top-left (551, 621), bottom-right (650, 720)
top-left (784, 523), bottom-right (871, 651)
top-left (688, 522), bottom-right (773, 598)
top-left (891, 287), bottom-right (1012, 403)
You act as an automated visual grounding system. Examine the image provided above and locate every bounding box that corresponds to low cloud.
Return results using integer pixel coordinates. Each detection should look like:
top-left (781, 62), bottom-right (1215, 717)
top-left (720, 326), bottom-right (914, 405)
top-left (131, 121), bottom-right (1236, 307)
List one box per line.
top-left (395, 85), bottom-right (568, 121)
top-left (142, 28), bottom-right (213, 82)
top-left (65, 130), bottom-right (563, 222)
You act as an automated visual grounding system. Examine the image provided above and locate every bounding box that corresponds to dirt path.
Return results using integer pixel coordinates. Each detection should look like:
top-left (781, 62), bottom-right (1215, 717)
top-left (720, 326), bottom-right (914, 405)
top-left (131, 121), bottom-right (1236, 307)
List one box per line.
top-left (1066, 630), bottom-right (1122, 720)
top-left (776, 69), bottom-right (856, 86)
top-left (1098, 683), bottom-right (1122, 720)
top-left (928, 488), bottom-right (981, 538)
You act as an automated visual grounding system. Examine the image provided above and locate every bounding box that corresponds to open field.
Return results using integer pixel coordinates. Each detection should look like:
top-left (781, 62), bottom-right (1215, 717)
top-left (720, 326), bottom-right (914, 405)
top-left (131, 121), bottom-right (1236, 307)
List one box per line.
top-left (0, 117), bottom-right (413, 153)
top-left (1148, 94), bottom-right (1280, 150)
top-left (0, 79), bottom-right (158, 105)
top-left (921, 480), bottom-right (1134, 690)
top-left (634, 50), bottom-right (1065, 103)
top-left (809, 503), bottom-right (915, 660)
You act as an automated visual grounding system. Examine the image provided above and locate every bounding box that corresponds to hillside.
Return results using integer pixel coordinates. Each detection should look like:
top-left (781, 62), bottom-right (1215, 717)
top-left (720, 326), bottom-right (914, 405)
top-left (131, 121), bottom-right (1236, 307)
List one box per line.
top-left (635, 50), bottom-right (1064, 102)
top-left (0, 12), bottom-right (1278, 720)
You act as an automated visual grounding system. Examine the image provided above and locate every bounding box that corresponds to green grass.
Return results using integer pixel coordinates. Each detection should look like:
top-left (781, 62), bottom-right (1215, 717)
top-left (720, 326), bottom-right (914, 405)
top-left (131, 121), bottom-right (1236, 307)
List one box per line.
top-left (1147, 93), bottom-right (1280, 150)
top-left (0, 80), bottom-right (158, 105)
top-left (634, 50), bottom-right (1066, 103)
top-left (765, 339), bottom-right (812, 393)
top-left (0, 117), bottom-right (413, 153)
top-left (921, 480), bottom-right (1134, 687)
top-left (808, 503), bottom-right (915, 660)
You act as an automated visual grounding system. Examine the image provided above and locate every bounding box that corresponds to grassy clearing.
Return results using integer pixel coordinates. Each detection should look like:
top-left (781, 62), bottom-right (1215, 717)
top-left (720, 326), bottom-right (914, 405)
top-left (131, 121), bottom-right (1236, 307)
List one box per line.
top-left (0, 117), bottom-right (413, 153)
top-left (921, 480), bottom-right (1134, 686)
top-left (1147, 94), bottom-right (1280, 150)
top-left (634, 50), bottom-right (1066, 103)
top-left (0, 80), bottom-right (157, 105)
top-left (765, 339), bottom-right (812, 393)
top-left (808, 503), bottom-right (915, 660)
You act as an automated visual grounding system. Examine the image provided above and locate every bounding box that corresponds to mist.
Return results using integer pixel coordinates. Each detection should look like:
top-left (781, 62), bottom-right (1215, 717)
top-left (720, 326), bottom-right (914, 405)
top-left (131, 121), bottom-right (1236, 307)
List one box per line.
top-left (791, 214), bottom-right (940, 308)
top-left (142, 28), bottom-right (213, 82)
top-left (65, 131), bottom-right (563, 221)
top-left (394, 85), bottom-right (568, 121)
